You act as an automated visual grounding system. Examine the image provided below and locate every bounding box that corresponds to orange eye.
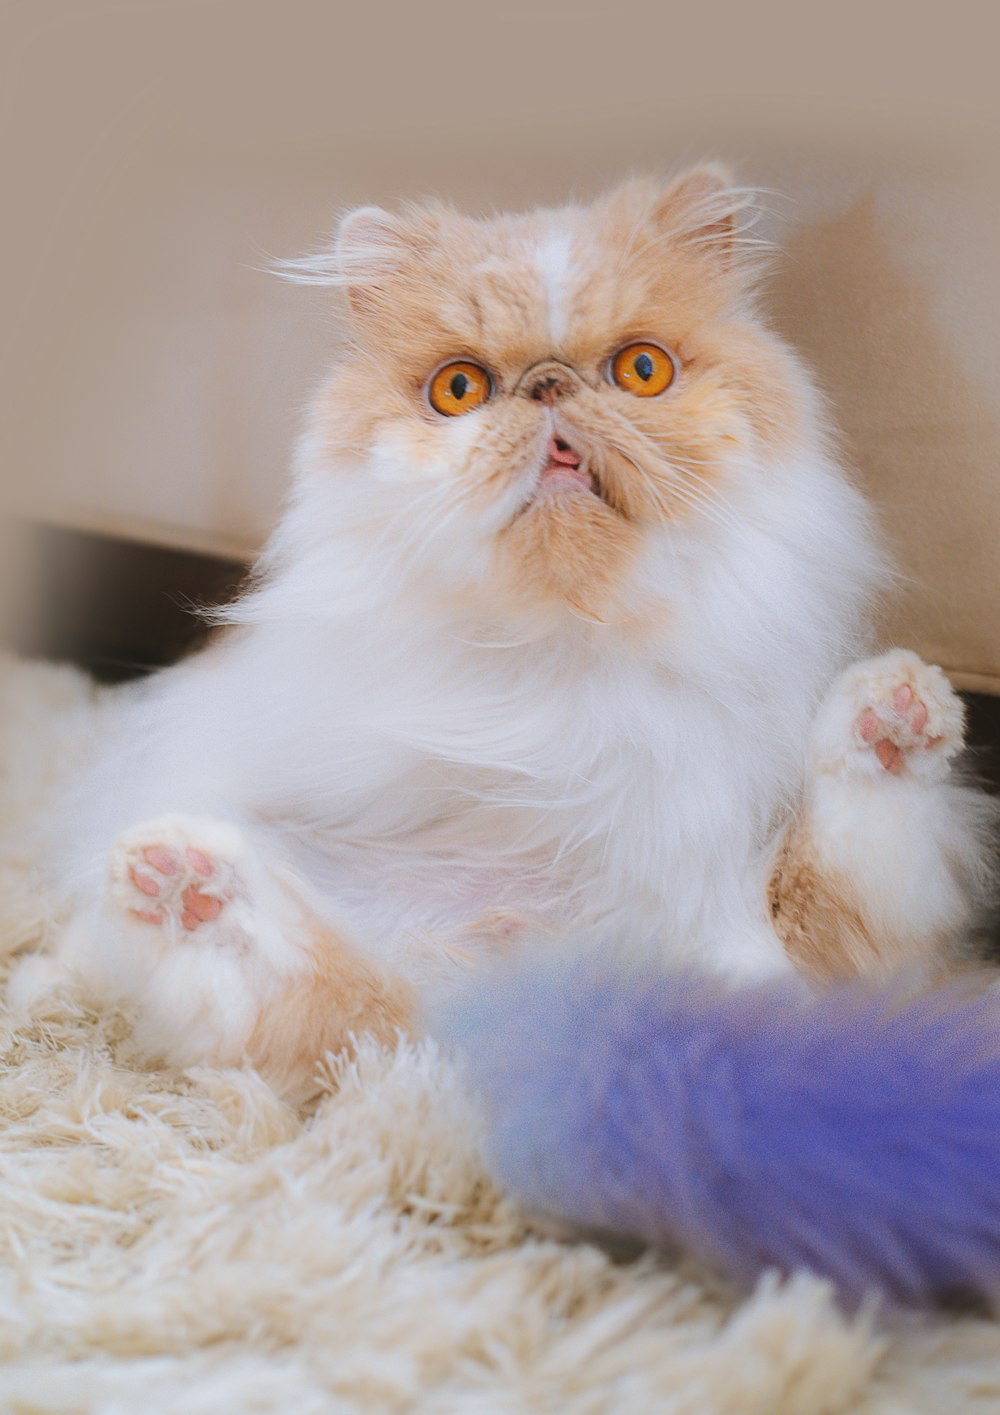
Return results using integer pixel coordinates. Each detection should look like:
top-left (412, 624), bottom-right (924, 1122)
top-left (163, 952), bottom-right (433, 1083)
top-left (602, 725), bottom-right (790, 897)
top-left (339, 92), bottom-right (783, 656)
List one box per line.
top-left (428, 360), bottom-right (493, 416)
top-left (610, 342), bottom-right (675, 398)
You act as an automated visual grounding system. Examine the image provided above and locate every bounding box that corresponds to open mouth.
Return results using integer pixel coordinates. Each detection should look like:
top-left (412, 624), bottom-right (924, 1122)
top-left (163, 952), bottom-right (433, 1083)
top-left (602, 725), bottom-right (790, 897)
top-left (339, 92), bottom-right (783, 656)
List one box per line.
top-left (537, 436), bottom-right (599, 497)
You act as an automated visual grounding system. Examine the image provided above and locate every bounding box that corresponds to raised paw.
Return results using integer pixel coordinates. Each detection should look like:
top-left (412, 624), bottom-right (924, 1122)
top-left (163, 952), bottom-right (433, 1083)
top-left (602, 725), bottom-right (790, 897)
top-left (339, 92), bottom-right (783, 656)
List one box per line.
top-left (108, 814), bottom-right (248, 938)
top-left (812, 649), bottom-right (965, 783)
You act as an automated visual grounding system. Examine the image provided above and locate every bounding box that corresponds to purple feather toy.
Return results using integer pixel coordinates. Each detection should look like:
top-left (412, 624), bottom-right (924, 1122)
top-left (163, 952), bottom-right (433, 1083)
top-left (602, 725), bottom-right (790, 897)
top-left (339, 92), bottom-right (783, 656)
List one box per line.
top-left (439, 961), bottom-right (1000, 1306)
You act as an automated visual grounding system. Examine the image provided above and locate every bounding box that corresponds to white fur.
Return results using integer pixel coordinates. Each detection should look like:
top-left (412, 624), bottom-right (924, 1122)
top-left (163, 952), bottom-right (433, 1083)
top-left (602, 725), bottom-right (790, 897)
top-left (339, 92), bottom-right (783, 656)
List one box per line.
top-left (536, 227), bottom-right (574, 346)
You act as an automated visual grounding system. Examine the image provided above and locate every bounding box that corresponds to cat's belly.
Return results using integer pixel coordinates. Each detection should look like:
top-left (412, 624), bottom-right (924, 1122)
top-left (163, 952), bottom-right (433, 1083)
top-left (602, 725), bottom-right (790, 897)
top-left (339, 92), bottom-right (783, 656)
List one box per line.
top-left (271, 825), bottom-right (771, 982)
top-left (279, 835), bottom-right (585, 951)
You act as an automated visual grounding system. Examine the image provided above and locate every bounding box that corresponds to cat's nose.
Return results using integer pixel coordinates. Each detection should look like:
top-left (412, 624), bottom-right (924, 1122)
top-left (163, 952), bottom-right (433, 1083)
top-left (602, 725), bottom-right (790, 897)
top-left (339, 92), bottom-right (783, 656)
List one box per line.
top-left (517, 361), bottom-right (580, 404)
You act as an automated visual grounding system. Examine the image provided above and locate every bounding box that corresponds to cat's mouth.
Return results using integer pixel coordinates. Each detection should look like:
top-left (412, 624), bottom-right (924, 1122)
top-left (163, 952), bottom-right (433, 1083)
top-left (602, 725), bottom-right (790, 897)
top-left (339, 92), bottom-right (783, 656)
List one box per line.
top-left (533, 436), bottom-right (601, 500)
top-left (509, 431), bottom-right (624, 526)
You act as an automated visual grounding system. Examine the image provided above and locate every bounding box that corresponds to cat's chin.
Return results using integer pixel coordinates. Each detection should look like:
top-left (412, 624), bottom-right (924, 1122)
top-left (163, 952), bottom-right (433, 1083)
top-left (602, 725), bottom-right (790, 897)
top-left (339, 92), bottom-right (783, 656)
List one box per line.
top-left (496, 474), bottom-right (639, 622)
top-left (535, 467), bottom-right (599, 498)
top-left (524, 474), bottom-right (604, 521)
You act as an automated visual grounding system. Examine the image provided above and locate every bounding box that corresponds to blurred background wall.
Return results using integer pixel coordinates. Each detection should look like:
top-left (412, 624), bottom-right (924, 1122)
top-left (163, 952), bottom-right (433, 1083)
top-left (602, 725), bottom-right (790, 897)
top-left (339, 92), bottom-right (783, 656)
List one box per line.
top-left (2, 0), bottom-right (999, 685)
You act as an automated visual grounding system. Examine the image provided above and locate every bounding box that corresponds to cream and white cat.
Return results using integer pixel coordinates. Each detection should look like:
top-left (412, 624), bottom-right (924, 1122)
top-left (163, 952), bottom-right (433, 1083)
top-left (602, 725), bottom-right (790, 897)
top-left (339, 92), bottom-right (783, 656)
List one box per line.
top-left (13, 166), bottom-right (995, 1100)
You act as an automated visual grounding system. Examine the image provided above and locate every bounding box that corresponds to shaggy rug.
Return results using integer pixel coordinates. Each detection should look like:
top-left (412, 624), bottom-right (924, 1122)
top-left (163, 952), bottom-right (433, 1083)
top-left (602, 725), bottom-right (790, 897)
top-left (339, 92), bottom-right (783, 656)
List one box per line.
top-left (3, 656), bottom-right (1000, 1414)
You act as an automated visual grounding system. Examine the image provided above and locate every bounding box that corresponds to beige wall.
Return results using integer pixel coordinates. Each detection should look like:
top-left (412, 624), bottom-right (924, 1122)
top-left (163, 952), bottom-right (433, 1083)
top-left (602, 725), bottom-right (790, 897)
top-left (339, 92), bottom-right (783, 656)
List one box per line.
top-left (2, 1), bottom-right (999, 684)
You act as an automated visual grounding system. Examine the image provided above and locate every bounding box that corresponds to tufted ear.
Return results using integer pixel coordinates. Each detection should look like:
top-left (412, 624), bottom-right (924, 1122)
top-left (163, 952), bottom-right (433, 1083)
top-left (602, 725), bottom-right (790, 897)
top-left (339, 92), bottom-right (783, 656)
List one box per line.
top-left (599, 163), bottom-right (769, 298)
top-left (275, 203), bottom-right (439, 319)
top-left (652, 163), bottom-right (767, 275)
top-left (333, 206), bottom-right (412, 316)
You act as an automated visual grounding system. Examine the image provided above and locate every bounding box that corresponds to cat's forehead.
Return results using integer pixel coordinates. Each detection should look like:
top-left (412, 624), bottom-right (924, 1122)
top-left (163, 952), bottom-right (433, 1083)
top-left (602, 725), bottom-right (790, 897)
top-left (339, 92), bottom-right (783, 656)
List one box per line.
top-left (462, 210), bottom-right (592, 346)
top-left (400, 204), bottom-right (665, 372)
top-left (344, 173), bottom-right (743, 378)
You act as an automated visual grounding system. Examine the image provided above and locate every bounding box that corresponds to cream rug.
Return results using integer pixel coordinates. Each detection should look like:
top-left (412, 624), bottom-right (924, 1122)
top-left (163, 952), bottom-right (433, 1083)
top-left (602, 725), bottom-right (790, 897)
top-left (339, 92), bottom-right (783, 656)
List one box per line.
top-left (2, 656), bottom-right (1000, 1414)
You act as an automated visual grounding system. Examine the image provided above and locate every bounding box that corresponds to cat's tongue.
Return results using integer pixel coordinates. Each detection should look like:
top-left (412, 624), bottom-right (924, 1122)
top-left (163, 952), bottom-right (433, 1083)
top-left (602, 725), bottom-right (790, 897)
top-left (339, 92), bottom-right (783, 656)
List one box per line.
top-left (540, 436), bottom-right (596, 492)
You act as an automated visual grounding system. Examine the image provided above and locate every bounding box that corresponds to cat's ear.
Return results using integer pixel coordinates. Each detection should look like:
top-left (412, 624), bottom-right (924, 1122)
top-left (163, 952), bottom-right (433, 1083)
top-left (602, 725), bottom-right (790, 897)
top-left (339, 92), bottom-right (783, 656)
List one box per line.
top-left (652, 164), bottom-right (765, 276)
top-left (604, 165), bottom-right (765, 288)
top-left (275, 204), bottom-right (437, 319)
top-left (335, 206), bottom-right (413, 317)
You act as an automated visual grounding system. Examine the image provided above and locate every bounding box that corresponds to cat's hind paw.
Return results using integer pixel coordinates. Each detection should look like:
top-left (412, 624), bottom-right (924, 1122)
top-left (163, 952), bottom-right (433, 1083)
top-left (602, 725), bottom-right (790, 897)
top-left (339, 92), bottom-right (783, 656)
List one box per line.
top-left (811, 649), bottom-right (965, 783)
top-left (108, 815), bottom-right (250, 942)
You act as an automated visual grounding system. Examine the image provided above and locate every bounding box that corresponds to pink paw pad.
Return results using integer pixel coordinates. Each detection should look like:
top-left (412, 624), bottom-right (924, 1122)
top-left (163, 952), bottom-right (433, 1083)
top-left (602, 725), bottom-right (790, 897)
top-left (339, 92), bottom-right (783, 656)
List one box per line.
top-left (143, 845), bottom-right (179, 876)
top-left (186, 848), bottom-right (214, 878)
top-left (122, 837), bottom-right (231, 933)
top-left (854, 681), bottom-right (940, 774)
top-left (180, 884), bottom-right (223, 932)
top-left (133, 906), bottom-right (165, 925)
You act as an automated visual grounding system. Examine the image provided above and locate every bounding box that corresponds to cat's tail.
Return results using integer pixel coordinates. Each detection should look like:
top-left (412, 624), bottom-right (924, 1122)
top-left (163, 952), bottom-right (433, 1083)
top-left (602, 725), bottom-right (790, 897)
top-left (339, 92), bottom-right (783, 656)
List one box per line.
top-left (438, 960), bottom-right (1000, 1306)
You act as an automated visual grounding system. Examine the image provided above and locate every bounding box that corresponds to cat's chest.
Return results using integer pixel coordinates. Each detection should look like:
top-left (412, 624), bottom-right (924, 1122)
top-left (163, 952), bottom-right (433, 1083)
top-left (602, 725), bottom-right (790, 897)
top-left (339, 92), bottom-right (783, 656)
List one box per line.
top-left (268, 656), bottom-right (780, 951)
top-left (299, 732), bottom-right (759, 954)
top-left (313, 669), bottom-right (760, 874)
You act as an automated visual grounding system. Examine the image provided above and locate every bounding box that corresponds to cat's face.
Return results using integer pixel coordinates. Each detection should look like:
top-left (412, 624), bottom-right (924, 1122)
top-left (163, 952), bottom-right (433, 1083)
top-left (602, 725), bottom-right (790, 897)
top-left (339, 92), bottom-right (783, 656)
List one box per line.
top-left (309, 167), bottom-right (808, 624)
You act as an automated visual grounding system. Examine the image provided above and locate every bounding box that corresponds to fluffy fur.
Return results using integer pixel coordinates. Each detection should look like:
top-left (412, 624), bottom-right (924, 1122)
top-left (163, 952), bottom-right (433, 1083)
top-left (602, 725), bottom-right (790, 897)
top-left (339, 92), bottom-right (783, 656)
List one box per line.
top-left (8, 166), bottom-right (995, 1103)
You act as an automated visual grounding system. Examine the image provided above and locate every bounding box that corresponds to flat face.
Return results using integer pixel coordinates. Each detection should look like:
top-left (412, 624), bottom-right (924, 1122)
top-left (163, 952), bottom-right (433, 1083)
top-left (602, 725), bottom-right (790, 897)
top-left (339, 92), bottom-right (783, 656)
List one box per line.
top-left (315, 170), bottom-right (805, 623)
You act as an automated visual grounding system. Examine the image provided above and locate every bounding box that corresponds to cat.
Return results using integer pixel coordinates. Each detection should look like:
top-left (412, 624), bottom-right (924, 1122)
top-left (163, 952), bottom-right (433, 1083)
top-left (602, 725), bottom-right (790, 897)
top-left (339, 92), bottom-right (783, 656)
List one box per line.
top-left (10, 165), bottom-right (995, 1102)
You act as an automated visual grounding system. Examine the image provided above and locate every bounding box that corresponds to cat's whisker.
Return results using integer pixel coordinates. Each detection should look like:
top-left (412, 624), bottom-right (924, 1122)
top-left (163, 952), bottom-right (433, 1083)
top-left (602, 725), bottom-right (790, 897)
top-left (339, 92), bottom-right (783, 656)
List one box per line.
top-left (601, 434), bottom-right (740, 536)
top-left (661, 480), bottom-right (736, 535)
top-left (603, 438), bottom-right (677, 520)
top-left (661, 472), bottom-right (743, 535)
top-left (670, 462), bottom-right (744, 533)
top-left (634, 458), bottom-right (735, 535)
top-left (621, 434), bottom-right (744, 535)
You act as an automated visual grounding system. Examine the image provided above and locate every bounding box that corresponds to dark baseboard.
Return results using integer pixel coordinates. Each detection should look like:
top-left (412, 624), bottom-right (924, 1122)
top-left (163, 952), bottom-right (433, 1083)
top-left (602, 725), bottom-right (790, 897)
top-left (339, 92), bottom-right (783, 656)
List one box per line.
top-left (7, 522), bottom-right (248, 683)
top-left (963, 693), bottom-right (1000, 799)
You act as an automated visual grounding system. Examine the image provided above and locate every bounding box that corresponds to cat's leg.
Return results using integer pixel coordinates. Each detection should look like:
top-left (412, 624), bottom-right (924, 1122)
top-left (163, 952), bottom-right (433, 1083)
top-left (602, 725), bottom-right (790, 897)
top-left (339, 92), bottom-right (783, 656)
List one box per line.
top-left (769, 650), bottom-right (997, 983)
top-left (29, 813), bottom-right (415, 1102)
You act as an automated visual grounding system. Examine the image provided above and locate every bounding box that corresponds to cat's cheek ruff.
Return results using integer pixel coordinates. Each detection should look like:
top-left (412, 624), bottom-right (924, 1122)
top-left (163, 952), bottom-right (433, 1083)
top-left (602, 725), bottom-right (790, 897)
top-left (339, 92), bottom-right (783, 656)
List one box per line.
top-left (407, 406), bottom-right (560, 539)
top-left (331, 419), bottom-right (554, 598)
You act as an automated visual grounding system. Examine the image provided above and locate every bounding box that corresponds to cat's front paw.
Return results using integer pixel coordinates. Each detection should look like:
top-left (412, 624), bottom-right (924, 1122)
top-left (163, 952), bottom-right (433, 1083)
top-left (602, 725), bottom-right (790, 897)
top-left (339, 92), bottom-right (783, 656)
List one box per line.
top-left (109, 815), bottom-right (250, 942)
top-left (811, 649), bottom-right (965, 783)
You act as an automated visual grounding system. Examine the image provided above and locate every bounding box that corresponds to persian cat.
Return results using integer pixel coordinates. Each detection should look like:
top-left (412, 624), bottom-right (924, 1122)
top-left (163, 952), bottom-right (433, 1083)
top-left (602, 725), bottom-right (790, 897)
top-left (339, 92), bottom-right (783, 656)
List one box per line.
top-left (13, 166), bottom-right (994, 1102)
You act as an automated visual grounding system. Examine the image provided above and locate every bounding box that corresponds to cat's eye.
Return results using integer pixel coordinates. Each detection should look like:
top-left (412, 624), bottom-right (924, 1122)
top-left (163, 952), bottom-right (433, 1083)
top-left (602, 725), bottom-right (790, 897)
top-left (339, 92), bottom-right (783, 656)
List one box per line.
top-left (609, 342), bottom-right (675, 398)
top-left (427, 360), bottom-right (493, 417)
